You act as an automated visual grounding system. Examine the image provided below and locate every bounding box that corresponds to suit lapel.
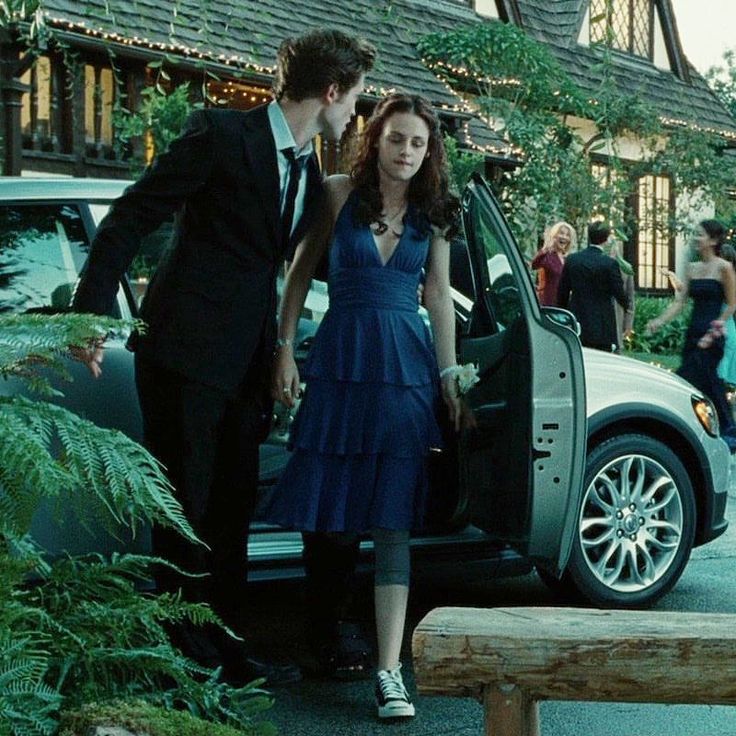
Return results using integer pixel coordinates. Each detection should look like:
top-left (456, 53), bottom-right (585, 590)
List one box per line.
top-left (242, 105), bottom-right (280, 246)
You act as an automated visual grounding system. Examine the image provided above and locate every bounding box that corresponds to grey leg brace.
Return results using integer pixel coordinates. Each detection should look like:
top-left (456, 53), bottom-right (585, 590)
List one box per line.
top-left (373, 528), bottom-right (411, 586)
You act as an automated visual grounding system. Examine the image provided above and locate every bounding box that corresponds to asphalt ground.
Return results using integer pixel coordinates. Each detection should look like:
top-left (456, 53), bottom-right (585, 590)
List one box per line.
top-left (248, 466), bottom-right (736, 736)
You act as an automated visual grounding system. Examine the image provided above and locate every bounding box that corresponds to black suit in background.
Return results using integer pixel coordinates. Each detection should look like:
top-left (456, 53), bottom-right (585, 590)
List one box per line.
top-left (557, 245), bottom-right (630, 352)
top-left (72, 105), bottom-right (336, 671)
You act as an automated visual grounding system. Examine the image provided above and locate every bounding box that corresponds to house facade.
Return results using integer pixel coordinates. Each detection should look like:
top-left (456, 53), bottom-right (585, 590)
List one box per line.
top-left (1, 0), bottom-right (734, 290)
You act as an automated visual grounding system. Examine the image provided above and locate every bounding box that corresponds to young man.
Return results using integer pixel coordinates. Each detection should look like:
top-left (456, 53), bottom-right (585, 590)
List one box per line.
top-left (72, 28), bottom-right (376, 685)
top-left (557, 221), bottom-right (630, 352)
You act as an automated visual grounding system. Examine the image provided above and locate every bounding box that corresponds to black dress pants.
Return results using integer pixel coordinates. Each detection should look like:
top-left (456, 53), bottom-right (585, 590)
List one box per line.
top-left (135, 354), bottom-right (270, 638)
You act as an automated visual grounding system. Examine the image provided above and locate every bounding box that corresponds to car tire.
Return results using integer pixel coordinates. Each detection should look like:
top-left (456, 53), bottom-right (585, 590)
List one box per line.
top-left (564, 433), bottom-right (696, 608)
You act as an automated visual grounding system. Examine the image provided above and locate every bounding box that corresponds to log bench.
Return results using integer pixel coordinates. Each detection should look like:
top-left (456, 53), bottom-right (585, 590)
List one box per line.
top-left (412, 606), bottom-right (736, 736)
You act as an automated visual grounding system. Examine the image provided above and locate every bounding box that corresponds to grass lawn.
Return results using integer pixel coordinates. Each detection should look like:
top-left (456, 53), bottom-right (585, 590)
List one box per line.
top-left (622, 350), bottom-right (681, 372)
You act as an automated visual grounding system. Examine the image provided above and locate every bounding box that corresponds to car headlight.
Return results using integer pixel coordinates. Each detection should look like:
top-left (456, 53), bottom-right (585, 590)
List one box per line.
top-left (692, 396), bottom-right (719, 437)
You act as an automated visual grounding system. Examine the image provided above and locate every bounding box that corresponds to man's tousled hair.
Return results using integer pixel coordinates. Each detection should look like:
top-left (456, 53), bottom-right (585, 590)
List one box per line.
top-left (273, 29), bottom-right (376, 102)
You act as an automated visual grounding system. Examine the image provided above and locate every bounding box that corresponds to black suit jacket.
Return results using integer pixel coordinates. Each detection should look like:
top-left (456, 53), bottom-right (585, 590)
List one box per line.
top-left (557, 245), bottom-right (630, 351)
top-left (73, 105), bottom-right (323, 391)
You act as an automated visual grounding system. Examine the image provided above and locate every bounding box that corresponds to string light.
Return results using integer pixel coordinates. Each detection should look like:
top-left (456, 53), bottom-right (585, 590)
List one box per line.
top-left (45, 14), bottom-right (276, 74)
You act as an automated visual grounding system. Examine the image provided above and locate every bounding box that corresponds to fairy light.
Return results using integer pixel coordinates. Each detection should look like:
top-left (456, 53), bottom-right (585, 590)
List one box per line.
top-left (44, 14), bottom-right (277, 75)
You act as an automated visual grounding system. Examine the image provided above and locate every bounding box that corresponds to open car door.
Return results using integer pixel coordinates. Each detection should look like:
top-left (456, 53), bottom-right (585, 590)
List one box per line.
top-left (457, 175), bottom-right (586, 574)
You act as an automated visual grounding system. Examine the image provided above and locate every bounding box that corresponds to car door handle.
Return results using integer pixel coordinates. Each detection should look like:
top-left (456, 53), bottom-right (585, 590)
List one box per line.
top-left (532, 448), bottom-right (552, 461)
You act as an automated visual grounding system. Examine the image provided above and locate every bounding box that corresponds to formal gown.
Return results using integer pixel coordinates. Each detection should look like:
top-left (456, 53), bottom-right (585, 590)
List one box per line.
top-left (264, 192), bottom-right (443, 532)
top-left (677, 279), bottom-right (734, 433)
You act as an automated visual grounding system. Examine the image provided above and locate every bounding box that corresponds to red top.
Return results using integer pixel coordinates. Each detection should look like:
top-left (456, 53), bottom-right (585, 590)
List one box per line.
top-left (531, 249), bottom-right (565, 307)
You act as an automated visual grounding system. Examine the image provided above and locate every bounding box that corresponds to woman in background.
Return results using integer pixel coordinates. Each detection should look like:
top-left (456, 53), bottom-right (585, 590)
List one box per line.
top-left (717, 243), bottom-right (736, 389)
top-left (647, 220), bottom-right (736, 445)
top-left (531, 221), bottom-right (577, 306)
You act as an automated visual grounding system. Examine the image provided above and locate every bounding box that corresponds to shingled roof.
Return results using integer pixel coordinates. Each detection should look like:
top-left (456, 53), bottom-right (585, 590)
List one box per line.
top-left (39, 0), bottom-right (736, 148)
top-left (516, 0), bottom-right (736, 140)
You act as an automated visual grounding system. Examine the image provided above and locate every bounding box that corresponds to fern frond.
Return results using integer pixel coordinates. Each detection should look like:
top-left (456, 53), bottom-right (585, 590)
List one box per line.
top-left (0, 313), bottom-right (140, 396)
top-left (1, 397), bottom-right (200, 544)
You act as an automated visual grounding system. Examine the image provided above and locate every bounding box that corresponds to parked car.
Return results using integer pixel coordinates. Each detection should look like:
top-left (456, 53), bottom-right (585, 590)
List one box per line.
top-left (0, 175), bottom-right (729, 608)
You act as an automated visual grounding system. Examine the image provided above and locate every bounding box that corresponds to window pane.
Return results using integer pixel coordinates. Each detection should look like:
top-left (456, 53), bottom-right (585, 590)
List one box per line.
top-left (631, 0), bottom-right (651, 57)
top-left (127, 220), bottom-right (175, 308)
top-left (475, 0), bottom-right (500, 18)
top-left (0, 204), bottom-right (89, 313)
top-left (468, 197), bottom-right (523, 331)
top-left (85, 65), bottom-right (116, 146)
top-left (589, 0), bottom-right (608, 44)
top-left (637, 174), bottom-right (671, 289)
top-left (589, 0), bottom-right (652, 57)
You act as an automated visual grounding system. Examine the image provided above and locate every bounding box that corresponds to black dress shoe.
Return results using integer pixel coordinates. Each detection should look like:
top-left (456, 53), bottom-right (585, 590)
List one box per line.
top-left (244, 656), bottom-right (302, 686)
top-left (167, 622), bottom-right (222, 670)
top-left (224, 653), bottom-right (302, 687)
top-left (309, 620), bottom-right (372, 681)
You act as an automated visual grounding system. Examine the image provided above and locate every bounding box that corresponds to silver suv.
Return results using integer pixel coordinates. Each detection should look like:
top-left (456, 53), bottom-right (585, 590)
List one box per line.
top-left (0, 175), bottom-right (729, 608)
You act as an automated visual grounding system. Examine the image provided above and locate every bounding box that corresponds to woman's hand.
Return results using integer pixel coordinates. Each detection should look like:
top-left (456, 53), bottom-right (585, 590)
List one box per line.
top-left (271, 347), bottom-right (300, 408)
top-left (441, 374), bottom-right (477, 432)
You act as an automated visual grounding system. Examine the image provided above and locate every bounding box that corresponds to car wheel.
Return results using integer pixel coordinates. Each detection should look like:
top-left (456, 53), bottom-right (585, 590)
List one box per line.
top-left (566, 433), bottom-right (696, 608)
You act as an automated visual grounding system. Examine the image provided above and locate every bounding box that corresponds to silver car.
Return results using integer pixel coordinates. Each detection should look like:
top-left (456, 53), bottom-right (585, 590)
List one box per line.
top-left (0, 175), bottom-right (729, 608)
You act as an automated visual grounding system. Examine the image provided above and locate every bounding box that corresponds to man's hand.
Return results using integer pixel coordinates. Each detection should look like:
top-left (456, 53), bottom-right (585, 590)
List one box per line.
top-left (69, 342), bottom-right (105, 378)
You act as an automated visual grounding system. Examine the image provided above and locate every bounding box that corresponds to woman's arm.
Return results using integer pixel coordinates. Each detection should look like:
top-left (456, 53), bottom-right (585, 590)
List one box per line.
top-left (646, 267), bottom-right (690, 333)
top-left (530, 248), bottom-right (553, 270)
top-left (423, 230), bottom-right (474, 431)
top-left (271, 175), bottom-right (350, 406)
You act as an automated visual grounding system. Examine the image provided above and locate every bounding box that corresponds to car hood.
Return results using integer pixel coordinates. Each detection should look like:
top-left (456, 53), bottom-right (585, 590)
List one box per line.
top-left (583, 348), bottom-right (698, 414)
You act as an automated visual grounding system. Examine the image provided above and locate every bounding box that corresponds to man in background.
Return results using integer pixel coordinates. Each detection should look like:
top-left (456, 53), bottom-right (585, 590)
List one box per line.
top-left (558, 221), bottom-right (630, 352)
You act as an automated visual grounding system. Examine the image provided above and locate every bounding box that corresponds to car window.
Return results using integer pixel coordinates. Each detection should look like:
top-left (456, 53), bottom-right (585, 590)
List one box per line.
top-left (0, 203), bottom-right (90, 314)
top-left (467, 197), bottom-right (525, 331)
top-left (128, 220), bottom-right (175, 308)
top-left (89, 202), bottom-right (174, 309)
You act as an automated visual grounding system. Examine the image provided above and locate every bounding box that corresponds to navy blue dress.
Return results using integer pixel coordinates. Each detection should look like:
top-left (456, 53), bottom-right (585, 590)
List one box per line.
top-left (677, 278), bottom-right (734, 433)
top-left (264, 192), bottom-right (442, 532)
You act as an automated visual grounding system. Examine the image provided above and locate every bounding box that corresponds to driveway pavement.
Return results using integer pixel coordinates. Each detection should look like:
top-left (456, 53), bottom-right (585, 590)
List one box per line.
top-left (251, 466), bottom-right (736, 735)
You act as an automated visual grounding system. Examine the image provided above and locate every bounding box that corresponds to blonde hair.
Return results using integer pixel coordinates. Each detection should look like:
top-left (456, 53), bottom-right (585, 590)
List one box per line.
top-left (544, 221), bottom-right (577, 254)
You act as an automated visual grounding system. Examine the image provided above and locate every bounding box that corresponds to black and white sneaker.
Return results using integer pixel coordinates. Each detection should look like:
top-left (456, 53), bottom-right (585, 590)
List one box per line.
top-left (375, 664), bottom-right (415, 719)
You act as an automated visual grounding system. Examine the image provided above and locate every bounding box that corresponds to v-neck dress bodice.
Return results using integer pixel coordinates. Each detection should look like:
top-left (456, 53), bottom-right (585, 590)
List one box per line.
top-left (263, 191), bottom-right (442, 532)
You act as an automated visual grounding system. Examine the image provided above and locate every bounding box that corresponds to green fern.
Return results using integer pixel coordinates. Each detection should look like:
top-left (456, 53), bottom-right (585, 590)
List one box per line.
top-left (0, 313), bottom-right (139, 397)
top-left (0, 314), bottom-right (275, 735)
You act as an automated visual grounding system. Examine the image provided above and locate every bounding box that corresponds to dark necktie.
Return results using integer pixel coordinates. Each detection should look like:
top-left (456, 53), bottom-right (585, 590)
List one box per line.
top-left (281, 148), bottom-right (306, 251)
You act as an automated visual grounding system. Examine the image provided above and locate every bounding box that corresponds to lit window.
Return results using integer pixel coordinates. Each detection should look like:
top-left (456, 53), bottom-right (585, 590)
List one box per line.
top-left (475, 0), bottom-right (500, 18)
top-left (19, 56), bottom-right (58, 151)
top-left (590, 0), bottom-right (653, 58)
top-left (636, 174), bottom-right (672, 289)
top-left (85, 63), bottom-right (115, 149)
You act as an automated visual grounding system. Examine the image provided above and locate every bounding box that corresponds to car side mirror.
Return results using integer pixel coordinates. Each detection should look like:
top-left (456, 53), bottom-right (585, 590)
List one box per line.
top-left (542, 306), bottom-right (581, 336)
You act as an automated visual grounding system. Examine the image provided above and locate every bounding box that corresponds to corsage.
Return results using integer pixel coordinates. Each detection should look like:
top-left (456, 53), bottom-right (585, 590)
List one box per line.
top-left (697, 319), bottom-right (725, 349)
top-left (439, 363), bottom-right (480, 395)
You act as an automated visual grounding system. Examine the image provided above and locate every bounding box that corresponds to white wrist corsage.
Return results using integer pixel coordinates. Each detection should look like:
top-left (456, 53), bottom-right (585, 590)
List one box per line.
top-left (440, 363), bottom-right (480, 395)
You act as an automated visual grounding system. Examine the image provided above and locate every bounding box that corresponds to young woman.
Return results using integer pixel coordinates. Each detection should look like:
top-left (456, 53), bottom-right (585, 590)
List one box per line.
top-left (718, 244), bottom-right (736, 388)
top-left (531, 221), bottom-right (577, 306)
top-left (647, 220), bottom-right (736, 445)
top-left (265, 93), bottom-right (473, 719)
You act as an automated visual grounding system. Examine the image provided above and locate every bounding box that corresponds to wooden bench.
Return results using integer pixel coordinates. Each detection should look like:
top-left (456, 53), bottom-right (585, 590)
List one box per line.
top-left (412, 606), bottom-right (736, 736)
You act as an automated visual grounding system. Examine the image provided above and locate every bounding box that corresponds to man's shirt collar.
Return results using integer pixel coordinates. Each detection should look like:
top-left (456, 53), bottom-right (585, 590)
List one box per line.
top-left (268, 100), bottom-right (313, 159)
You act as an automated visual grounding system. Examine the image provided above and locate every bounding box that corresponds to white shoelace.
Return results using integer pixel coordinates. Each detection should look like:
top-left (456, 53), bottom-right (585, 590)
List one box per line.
top-left (377, 667), bottom-right (409, 702)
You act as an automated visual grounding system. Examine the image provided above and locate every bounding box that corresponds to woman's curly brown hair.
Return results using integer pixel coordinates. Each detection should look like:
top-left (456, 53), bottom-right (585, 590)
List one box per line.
top-left (350, 93), bottom-right (460, 239)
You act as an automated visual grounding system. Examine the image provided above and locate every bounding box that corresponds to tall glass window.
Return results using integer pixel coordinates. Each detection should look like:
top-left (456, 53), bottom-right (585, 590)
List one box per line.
top-left (85, 63), bottom-right (116, 154)
top-left (636, 174), bottom-right (672, 289)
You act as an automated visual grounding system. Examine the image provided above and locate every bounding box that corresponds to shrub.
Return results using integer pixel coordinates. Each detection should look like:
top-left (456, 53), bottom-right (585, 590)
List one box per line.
top-left (0, 314), bottom-right (273, 736)
top-left (628, 295), bottom-right (691, 355)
